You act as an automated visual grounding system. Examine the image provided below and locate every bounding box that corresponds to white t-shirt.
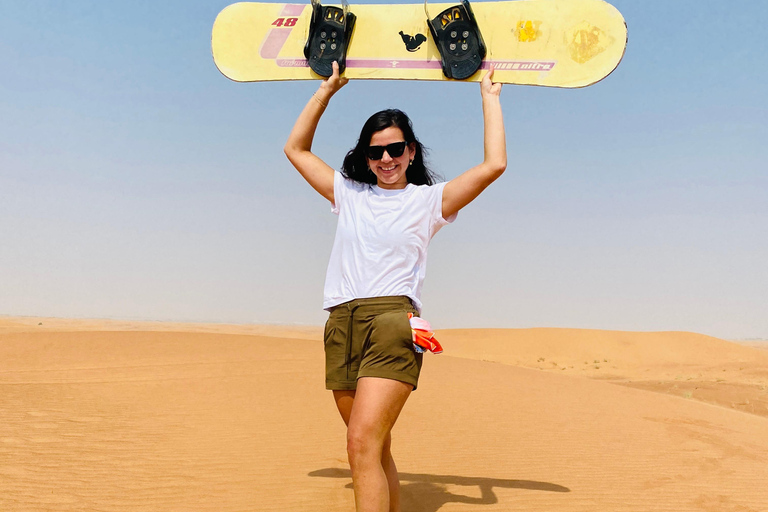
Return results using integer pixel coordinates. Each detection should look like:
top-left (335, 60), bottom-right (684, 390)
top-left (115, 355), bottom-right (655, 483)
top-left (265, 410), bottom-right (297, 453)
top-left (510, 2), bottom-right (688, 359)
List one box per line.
top-left (323, 171), bottom-right (456, 312)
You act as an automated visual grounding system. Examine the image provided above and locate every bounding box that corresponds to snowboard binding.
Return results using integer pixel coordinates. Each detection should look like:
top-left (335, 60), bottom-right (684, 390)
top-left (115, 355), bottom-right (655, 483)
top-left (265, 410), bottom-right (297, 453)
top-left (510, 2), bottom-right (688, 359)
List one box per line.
top-left (303, 0), bottom-right (356, 77)
top-left (425, 0), bottom-right (486, 80)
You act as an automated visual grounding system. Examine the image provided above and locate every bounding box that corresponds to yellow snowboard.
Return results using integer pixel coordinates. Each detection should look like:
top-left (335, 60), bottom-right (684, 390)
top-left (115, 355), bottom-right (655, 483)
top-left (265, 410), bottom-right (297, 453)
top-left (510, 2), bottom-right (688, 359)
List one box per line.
top-left (212, 0), bottom-right (627, 87)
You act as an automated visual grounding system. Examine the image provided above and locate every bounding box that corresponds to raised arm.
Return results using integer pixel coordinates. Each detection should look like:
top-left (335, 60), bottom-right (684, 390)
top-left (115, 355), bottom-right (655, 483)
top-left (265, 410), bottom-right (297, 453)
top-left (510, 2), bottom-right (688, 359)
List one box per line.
top-left (284, 61), bottom-right (349, 203)
top-left (441, 67), bottom-right (507, 219)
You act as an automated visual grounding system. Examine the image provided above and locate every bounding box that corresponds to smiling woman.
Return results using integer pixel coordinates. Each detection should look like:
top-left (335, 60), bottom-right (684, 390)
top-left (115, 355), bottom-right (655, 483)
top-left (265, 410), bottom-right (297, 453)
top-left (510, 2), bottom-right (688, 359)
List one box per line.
top-left (365, 129), bottom-right (413, 189)
top-left (283, 60), bottom-right (506, 512)
top-left (339, 108), bottom-right (439, 189)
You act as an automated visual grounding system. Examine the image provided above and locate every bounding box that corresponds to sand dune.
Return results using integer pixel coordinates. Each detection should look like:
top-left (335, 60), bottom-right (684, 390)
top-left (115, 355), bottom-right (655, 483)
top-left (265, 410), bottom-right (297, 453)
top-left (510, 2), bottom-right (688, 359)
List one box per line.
top-left (0, 316), bottom-right (323, 339)
top-left (1, 317), bottom-right (767, 511)
top-left (438, 328), bottom-right (768, 417)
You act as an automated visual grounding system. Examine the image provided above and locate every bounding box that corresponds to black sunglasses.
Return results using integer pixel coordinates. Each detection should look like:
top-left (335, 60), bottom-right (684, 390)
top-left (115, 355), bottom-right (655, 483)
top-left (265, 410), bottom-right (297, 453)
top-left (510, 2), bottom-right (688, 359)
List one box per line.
top-left (365, 141), bottom-right (407, 160)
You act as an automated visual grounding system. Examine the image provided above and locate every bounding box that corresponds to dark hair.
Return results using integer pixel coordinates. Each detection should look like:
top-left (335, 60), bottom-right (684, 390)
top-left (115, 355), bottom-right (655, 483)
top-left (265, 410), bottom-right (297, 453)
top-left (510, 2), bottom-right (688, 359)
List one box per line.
top-left (341, 109), bottom-right (441, 186)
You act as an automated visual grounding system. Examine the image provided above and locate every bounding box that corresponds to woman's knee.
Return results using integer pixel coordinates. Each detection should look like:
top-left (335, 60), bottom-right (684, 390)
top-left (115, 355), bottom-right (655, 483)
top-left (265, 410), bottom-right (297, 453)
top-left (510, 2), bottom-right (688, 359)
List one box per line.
top-left (347, 424), bottom-right (385, 463)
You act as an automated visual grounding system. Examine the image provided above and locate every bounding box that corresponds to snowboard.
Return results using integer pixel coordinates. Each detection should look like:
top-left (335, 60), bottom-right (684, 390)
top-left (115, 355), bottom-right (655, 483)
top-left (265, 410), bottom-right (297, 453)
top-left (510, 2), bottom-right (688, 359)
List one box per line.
top-left (212, 0), bottom-right (627, 87)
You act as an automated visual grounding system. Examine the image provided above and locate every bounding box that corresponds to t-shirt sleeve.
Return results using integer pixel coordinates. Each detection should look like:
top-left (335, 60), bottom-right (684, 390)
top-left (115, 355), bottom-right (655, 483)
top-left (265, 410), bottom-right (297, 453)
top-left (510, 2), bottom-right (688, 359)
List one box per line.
top-left (332, 171), bottom-right (369, 215)
top-left (331, 171), bottom-right (344, 215)
top-left (425, 181), bottom-right (456, 238)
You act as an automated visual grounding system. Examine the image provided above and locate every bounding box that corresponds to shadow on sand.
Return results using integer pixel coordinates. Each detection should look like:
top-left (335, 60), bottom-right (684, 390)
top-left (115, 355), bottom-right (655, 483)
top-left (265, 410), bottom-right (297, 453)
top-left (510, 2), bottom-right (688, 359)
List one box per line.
top-left (309, 467), bottom-right (569, 512)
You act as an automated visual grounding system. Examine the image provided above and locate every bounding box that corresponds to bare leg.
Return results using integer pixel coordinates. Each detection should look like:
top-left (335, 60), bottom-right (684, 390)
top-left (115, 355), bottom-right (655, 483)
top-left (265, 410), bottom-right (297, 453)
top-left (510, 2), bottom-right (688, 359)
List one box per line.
top-left (381, 433), bottom-right (400, 512)
top-left (333, 383), bottom-right (410, 512)
top-left (333, 388), bottom-right (405, 512)
top-left (333, 389), bottom-right (355, 427)
top-left (344, 377), bottom-right (412, 512)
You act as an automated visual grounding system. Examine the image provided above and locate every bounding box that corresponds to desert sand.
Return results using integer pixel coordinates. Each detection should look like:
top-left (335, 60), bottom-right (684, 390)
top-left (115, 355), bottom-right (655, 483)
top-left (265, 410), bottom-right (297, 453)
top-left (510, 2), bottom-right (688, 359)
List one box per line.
top-left (1, 315), bottom-right (767, 512)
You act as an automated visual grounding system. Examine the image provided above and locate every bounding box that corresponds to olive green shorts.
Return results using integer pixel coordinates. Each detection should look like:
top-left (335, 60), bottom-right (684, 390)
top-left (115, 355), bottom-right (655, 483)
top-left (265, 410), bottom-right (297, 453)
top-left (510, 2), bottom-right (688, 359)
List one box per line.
top-left (324, 296), bottom-right (422, 391)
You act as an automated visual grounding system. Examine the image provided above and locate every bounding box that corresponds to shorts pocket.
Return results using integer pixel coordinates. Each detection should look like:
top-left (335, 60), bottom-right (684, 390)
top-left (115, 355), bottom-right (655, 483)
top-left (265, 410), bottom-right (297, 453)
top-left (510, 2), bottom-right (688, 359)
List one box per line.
top-left (323, 319), bottom-right (336, 348)
top-left (370, 310), bottom-right (413, 354)
top-left (360, 309), bottom-right (422, 389)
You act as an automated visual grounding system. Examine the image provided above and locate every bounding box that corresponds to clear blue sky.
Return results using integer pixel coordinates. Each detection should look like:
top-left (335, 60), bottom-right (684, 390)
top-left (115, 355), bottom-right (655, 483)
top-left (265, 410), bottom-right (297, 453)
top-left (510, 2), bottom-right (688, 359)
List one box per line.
top-left (1, 0), bottom-right (766, 339)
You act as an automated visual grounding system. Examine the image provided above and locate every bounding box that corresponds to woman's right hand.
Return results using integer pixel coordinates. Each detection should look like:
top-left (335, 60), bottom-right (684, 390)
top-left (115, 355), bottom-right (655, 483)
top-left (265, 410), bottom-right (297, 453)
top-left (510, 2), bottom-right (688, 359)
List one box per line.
top-left (316, 61), bottom-right (349, 103)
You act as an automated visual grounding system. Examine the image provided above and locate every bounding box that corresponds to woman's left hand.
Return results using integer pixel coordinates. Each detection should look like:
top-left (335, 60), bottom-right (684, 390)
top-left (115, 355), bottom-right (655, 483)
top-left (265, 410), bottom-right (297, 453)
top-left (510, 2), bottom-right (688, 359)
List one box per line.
top-left (480, 65), bottom-right (502, 98)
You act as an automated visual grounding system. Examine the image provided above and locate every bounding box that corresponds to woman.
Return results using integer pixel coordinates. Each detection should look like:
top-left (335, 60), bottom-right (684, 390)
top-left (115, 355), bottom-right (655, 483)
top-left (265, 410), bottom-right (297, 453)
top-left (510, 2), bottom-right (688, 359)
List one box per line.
top-left (284, 61), bottom-right (506, 512)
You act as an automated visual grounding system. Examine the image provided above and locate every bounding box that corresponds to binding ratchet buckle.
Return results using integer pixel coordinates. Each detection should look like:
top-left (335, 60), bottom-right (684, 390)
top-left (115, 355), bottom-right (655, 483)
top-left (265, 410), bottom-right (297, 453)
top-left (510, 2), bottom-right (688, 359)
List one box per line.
top-left (304, 0), bottom-right (356, 77)
top-left (425, 0), bottom-right (486, 80)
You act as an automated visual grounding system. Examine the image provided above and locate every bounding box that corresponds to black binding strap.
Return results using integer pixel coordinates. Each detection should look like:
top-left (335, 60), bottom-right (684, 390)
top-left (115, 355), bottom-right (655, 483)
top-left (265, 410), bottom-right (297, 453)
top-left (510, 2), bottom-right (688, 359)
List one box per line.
top-left (303, 0), bottom-right (356, 77)
top-left (426, 0), bottom-right (486, 80)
